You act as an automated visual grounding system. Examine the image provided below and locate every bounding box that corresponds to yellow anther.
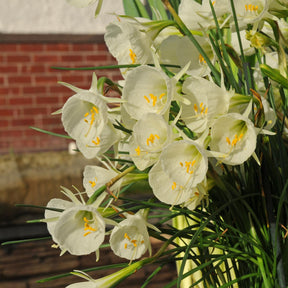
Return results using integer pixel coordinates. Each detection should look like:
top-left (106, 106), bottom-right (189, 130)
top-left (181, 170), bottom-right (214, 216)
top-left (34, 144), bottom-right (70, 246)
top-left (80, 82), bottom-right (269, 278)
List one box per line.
top-left (199, 54), bottom-right (206, 64)
top-left (144, 95), bottom-right (150, 103)
top-left (212, 0), bottom-right (215, 5)
top-left (131, 240), bottom-right (137, 247)
top-left (84, 106), bottom-right (99, 137)
top-left (172, 182), bottom-right (177, 190)
top-left (92, 137), bottom-right (100, 146)
top-left (124, 233), bottom-right (131, 241)
top-left (135, 146), bottom-right (141, 156)
top-left (245, 4), bottom-right (258, 11)
top-left (226, 137), bottom-right (231, 145)
top-left (89, 180), bottom-right (97, 188)
top-left (129, 49), bottom-right (137, 64)
top-left (194, 103), bottom-right (208, 117)
top-left (83, 217), bottom-right (96, 237)
top-left (180, 162), bottom-right (184, 167)
top-left (146, 134), bottom-right (160, 146)
top-left (124, 243), bottom-right (128, 249)
top-left (92, 106), bottom-right (99, 114)
top-left (144, 93), bottom-right (166, 107)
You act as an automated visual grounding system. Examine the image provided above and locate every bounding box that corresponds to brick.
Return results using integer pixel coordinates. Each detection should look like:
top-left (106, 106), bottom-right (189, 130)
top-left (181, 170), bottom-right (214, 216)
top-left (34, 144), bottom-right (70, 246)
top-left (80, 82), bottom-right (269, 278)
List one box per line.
top-left (45, 43), bottom-right (71, 51)
top-left (97, 43), bottom-right (109, 51)
top-left (34, 54), bottom-right (59, 63)
top-left (35, 96), bottom-right (60, 105)
top-left (0, 109), bottom-right (14, 117)
top-left (72, 44), bottom-right (95, 51)
top-left (22, 107), bottom-right (47, 115)
top-left (0, 130), bottom-right (23, 138)
top-left (6, 55), bottom-right (31, 62)
top-left (21, 65), bottom-right (46, 73)
top-left (8, 76), bottom-right (31, 84)
top-left (23, 86), bottom-right (46, 94)
top-left (85, 54), bottom-right (108, 62)
top-left (0, 44), bottom-right (18, 52)
top-left (8, 97), bottom-right (33, 105)
top-left (60, 75), bottom-right (85, 84)
top-left (0, 120), bottom-right (9, 128)
top-left (0, 65), bottom-right (18, 74)
top-left (61, 55), bottom-right (83, 62)
top-left (0, 87), bottom-right (20, 95)
top-left (12, 118), bottom-right (35, 127)
top-left (34, 75), bottom-right (58, 84)
top-left (19, 44), bottom-right (44, 52)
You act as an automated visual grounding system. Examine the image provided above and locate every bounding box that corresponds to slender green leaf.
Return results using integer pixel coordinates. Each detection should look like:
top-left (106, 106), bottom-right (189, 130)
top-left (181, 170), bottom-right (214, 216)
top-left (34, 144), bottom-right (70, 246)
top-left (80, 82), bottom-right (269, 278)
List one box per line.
top-left (30, 127), bottom-right (71, 139)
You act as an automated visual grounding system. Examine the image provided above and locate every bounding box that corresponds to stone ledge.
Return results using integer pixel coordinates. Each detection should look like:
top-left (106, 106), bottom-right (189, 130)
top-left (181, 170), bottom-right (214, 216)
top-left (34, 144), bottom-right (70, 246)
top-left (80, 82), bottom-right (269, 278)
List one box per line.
top-left (0, 151), bottom-right (96, 224)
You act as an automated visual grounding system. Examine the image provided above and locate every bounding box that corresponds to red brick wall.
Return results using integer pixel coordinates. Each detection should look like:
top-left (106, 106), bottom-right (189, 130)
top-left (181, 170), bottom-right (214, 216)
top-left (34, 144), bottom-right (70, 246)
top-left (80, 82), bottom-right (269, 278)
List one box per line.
top-left (0, 40), bottom-right (121, 154)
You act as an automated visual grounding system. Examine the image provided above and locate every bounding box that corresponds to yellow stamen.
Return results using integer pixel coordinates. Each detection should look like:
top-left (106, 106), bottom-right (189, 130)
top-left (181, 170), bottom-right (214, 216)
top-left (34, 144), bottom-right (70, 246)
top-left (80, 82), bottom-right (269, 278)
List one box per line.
top-left (92, 137), bottom-right (100, 146)
top-left (129, 49), bottom-right (137, 64)
top-left (146, 134), bottom-right (160, 146)
top-left (143, 93), bottom-right (166, 107)
top-left (135, 146), bottom-right (141, 156)
top-left (172, 182), bottom-right (177, 190)
top-left (83, 217), bottom-right (96, 237)
top-left (89, 180), bottom-right (97, 188)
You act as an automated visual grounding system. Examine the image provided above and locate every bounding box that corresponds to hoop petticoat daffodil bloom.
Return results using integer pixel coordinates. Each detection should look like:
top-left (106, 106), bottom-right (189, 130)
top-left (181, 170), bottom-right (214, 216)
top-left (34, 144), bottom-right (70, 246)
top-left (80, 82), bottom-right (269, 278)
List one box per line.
top-left (232, 0), bottom-right (272, 29)
top-left (178, 0), bottom-right (230, 31)
top-left (209, 113), bottom-right (257, 165)
top-left (158, 35), bottom-right (213, 77)
top-left (181, 76), bottom-right (233, 134)
top-left (61, 91), bottom-right (120, 159)
top-left (122, 65), bottom-right (175, 121)
top-left (149, 140), bottom-right (208, 205)
top-left (129, 113), bottom-right (173, 171)
top-left (45, 201), bottom-right (105, 256)
top-left (109, 211), bottom-right (152, 261)
top-left (104, 19), bottom-right (153, 76)
top-left (83, 165), bottom-right (122, 197)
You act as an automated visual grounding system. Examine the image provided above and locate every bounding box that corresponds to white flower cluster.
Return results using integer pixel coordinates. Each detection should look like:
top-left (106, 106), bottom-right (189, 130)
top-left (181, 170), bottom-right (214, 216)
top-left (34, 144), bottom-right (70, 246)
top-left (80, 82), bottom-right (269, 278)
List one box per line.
top-left (43, 0), bottom-right (288, 286)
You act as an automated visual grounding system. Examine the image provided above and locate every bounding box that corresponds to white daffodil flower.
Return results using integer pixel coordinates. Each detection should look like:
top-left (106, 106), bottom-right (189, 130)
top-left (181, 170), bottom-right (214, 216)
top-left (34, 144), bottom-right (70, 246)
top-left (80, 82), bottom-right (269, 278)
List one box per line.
top-left (109, 211), bottom-right (151, 261)
top-left (83, 165), bottom-right (121, 197)
top-left (62, 92), bottom-right (120, 159)
top-left (158, 35), bottom-right (213, 77)
top-left (104, 19), bottom-right (153, 76)
top-left (231, 30), bottom-right (255, 56)
top-left (210, 113), bottom-right (257, 165)
top-left (181, 76), bottom-right (233, 134)
top-left (122, 65), bottom-right (175, 120)
top-left (232, 0), bottom-right (271, 29)
top-left (178, 0), bottom-right (230, 31)
top-left (49, 205), bottom-right (105, 256)
top-left (44, 186), bottom-right (106, 256)
top-left (157, 140), bottom-right (208, 191)
top-left (148, 160), bottom-right (193, 205)
top-left (183, 181), bottom-right (209, 211)
top-left (129, 113), bottom-right (173, 170)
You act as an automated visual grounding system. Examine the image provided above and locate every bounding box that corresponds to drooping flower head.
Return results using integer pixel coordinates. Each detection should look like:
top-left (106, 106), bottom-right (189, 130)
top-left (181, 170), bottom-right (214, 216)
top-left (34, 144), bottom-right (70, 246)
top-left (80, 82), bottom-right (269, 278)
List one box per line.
top-left (122, 65), bottom-right (175, 121)
top-left (129, 113), bottom-right (173, 170)
top-left (109, 211), bottom-right (151, 260)
top-left (209, 113), bottom-right (257, 165)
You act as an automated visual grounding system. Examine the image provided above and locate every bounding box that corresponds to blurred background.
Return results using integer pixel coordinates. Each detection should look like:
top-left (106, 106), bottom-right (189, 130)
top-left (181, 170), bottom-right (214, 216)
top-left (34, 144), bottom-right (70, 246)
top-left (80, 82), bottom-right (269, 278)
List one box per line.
top-left (0, 1), bottom-right (176, 287)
